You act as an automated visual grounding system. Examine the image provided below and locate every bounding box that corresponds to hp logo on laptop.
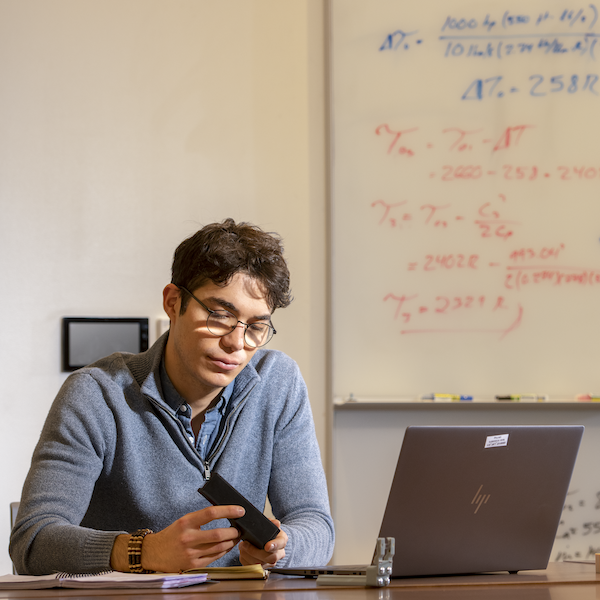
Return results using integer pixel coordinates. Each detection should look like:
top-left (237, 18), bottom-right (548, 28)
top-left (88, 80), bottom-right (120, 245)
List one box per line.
top-left (471, 485), bottom-right (491, 513)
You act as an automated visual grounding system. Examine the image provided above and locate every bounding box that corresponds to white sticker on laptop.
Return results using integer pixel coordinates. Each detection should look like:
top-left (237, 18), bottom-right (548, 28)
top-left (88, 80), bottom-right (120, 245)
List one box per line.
top-left (485, 434), bottom-right (509, 448)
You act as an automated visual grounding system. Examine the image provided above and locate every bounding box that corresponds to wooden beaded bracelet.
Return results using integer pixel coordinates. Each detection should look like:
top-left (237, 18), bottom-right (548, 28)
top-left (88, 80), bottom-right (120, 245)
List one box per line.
top-left (128, 528), bottom-right (154, 573)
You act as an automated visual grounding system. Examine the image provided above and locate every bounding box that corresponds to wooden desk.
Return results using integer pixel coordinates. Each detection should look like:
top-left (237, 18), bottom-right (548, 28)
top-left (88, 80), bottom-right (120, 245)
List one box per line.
top-left (1, 563), bottom-right (598, 600)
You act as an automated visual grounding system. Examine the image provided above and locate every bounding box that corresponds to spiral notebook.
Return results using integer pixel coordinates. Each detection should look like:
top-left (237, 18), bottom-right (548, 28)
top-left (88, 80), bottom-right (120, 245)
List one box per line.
top-left (0, 570), bottom-right (209, 589)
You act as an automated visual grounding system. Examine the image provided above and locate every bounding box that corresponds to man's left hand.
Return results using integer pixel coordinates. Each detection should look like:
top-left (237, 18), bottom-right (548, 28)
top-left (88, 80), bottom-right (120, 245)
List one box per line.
top-left (238, 519), bottom-right (287, 566)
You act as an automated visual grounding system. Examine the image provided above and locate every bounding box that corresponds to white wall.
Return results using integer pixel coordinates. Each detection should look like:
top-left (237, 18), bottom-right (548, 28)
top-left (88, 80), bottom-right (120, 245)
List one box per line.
top-left (0, 0), bottom-right (328, 574)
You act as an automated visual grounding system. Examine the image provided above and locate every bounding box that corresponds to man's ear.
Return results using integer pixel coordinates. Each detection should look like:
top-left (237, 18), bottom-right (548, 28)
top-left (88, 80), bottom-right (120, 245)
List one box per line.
top-left (163, 284), bottom-right (181, 321)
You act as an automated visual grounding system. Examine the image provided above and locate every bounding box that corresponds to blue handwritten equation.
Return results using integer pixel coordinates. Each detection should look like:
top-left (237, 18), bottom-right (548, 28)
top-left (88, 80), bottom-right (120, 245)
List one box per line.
top-left (462, 73), bottom-right (599, 99)
top-left (444, 7), bottom-right (598, 32)
top-left (441, 6), bottom-right (599, 61)
top-left (379, 5), bottom-right (600, 101)
top-left (444, 36), bottom-right (599, 61)
top-left (380, 6), bottom-right (600, 58)
top-left (379, 30), bottom-right (423, 51)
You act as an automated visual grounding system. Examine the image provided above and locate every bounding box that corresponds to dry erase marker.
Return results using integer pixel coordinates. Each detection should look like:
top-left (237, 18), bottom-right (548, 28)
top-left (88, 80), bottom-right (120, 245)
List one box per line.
top-left (496, 394), bottom-right (547, 402)
top-left (521, 393), bottom-right (548, 402)
top-left (420, 393), bottom-right (452, 401)
top-left (420, 393), bottom-right (472, 402)
top-left (575, 394), bottom-right (600, 402)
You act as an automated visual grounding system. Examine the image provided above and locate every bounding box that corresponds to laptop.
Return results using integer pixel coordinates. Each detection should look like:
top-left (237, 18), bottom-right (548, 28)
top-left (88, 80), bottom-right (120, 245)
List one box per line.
top-left (272, 425), bottom-right (583, 578)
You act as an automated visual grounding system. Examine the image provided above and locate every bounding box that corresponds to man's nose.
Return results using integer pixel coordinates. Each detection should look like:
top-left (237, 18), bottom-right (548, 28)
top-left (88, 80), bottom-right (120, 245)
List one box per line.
top-left (221, 322), bottom-right (246, 350)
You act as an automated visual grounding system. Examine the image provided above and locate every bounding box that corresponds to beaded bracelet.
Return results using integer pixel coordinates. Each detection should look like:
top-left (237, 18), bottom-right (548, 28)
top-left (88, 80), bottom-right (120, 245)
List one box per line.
top-left (128, 528), bottom-right (154, 573)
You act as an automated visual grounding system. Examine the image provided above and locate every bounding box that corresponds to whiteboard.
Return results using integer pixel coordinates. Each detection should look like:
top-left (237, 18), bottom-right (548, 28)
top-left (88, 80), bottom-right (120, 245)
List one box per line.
top-left (331, 0), bottom-right (600, 399)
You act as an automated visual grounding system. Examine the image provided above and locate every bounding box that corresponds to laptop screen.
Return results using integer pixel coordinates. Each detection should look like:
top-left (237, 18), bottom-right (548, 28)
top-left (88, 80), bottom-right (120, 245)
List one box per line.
top-left (379, 425), bottom-right (583, 577)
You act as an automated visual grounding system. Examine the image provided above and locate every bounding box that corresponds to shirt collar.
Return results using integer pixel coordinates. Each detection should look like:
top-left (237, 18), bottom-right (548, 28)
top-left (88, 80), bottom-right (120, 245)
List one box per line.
top-left (159, 356), bottom-right (234, 415)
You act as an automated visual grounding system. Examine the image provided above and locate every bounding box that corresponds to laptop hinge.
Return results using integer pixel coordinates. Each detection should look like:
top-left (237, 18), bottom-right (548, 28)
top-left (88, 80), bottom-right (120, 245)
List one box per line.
top-left (316, 537), bottom-right (395, 587)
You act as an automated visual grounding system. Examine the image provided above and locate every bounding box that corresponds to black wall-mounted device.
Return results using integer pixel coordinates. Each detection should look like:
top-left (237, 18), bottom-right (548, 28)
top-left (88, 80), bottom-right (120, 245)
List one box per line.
top-left (62, 317), bottom-right (149, 372)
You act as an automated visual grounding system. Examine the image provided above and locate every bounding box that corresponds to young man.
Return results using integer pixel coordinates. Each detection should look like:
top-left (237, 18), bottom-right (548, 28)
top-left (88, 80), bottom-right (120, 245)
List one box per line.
top-left (10, 219), bottom-right (334, 575)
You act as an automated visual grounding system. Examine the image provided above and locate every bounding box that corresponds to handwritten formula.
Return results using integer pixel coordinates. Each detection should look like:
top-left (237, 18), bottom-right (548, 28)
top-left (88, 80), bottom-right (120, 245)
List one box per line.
top-left (381, 6), bottom-right (600, 100)
top-left (370, 119), bottom-right (600, 336)
top-left (554, 487), bottom-right (600, 561)
top-left (331, 0), bottom-right (600, 394)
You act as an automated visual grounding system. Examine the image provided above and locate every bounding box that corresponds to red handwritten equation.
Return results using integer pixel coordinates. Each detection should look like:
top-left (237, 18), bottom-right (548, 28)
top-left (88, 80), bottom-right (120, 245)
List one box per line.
top-left (375, 123), bottom-right (600, 180)
top-left (376, 123), bottom-right (533, 155)
top-left (374, 123), bottom-right (600, 337)
top-left (372, 193), bottom-right (516, 239)
top-left (383, 293), bottom-right (523, 339)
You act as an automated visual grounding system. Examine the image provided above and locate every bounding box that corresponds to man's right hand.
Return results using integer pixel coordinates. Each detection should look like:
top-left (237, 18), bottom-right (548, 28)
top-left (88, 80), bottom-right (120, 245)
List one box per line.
top-left (110, 505), bottom-right (245, 573)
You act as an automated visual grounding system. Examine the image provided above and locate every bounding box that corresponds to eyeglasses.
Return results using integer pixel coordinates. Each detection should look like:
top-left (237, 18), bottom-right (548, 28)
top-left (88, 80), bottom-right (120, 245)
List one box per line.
top-left (178, 286), bottom-right (276, 348)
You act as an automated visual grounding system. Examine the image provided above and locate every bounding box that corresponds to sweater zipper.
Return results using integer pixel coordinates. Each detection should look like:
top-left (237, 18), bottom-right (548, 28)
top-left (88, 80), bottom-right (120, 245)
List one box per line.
top-left (146, 381), bottom-right (254, 480)
top-left (203, 395), bottom-right (247, 479)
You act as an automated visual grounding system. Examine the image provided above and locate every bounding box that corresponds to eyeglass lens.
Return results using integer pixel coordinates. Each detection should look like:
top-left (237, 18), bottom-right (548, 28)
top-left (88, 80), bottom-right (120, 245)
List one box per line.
top-left (206, 312), bottom-right (272, 348)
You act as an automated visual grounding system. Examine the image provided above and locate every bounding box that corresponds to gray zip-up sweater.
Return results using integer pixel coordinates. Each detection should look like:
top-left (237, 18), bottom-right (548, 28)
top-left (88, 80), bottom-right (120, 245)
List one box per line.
top-left (10, 334), bottom-right (334, 575)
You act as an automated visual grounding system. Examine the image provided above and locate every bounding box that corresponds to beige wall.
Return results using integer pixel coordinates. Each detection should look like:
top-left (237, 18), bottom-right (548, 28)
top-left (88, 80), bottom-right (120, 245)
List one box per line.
top-left (0, 0), bottom-right (328, 574)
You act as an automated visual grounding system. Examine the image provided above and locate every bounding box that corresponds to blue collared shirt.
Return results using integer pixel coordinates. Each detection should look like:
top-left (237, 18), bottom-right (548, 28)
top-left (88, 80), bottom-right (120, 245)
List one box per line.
top-left (159, 358), bottom-right (234, 461)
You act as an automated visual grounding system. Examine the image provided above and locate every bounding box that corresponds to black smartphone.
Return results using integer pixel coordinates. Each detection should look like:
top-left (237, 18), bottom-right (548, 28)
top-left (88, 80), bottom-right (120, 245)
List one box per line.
top-left (198, 472), bottom-right (280, 549)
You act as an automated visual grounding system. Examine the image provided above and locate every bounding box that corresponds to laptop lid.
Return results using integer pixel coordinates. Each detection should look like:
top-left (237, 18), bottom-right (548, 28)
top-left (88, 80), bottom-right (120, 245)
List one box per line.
top-left (380, 425), bottom-right (583, 577)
